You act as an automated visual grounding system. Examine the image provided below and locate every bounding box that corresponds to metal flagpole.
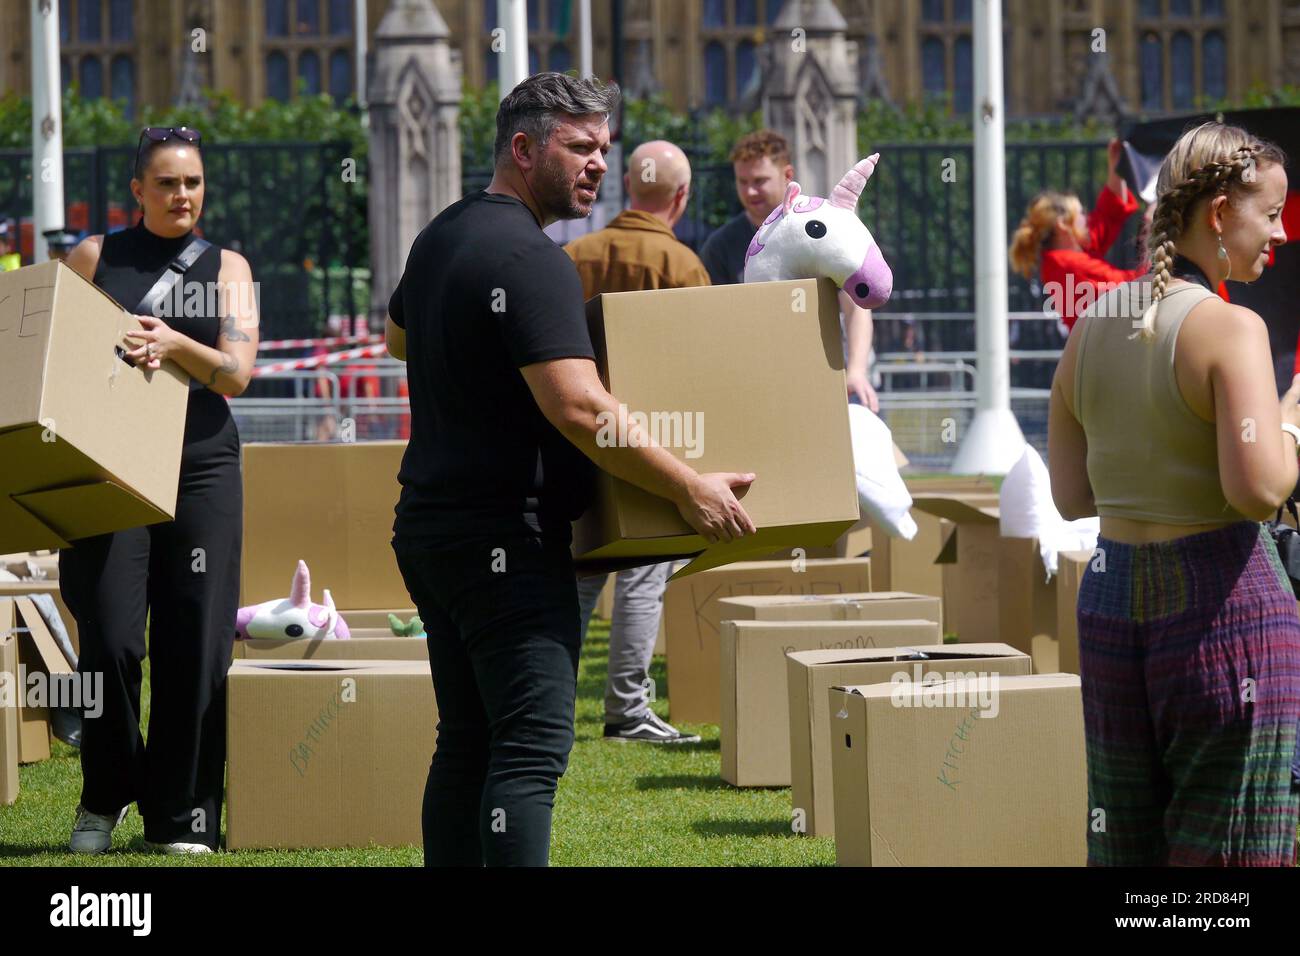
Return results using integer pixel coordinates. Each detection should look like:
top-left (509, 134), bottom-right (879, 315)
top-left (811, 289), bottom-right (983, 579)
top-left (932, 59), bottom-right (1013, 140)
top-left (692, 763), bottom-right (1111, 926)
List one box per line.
top-left (31, 0), bottom-right (66, 265)
top-left (498, 0), bottom-right (528, 101)
top-left (950, 0), bottom-right (1025, 474)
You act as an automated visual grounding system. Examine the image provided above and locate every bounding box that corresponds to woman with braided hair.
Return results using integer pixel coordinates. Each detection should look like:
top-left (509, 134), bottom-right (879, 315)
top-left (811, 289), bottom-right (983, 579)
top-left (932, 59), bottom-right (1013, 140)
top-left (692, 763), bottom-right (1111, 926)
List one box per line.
top-left (1048, 121), bottom-right (1299, 866)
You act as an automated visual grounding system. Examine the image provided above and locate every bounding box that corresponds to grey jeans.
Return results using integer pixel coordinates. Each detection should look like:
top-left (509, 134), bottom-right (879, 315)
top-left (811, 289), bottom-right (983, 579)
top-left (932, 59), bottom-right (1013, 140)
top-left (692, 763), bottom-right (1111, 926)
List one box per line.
top-left (576, 561), bottom-right (672, 724)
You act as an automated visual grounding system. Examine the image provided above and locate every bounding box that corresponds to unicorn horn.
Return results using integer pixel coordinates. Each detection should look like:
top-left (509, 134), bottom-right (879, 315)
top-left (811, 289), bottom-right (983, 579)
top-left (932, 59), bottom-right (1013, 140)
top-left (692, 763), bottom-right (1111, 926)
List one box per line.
top-left (829, 153), bottom-right (881, 209)
top-left (290, 560), bottom-right (311, 608)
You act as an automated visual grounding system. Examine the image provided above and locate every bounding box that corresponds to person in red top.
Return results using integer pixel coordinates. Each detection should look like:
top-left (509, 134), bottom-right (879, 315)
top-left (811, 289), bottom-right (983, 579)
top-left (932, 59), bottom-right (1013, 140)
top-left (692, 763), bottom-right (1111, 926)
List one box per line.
top-left (1010, 139), bottom-right (1147, 330)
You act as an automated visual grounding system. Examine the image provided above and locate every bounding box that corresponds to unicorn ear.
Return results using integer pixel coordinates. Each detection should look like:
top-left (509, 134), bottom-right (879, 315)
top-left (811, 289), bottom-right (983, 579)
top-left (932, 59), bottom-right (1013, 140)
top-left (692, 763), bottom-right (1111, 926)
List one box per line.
top-left (290, 560), bottom-right (311, 608)
top-left (323, 588), bottom-right (336, 612)
top-left (829, 155), bottom-right (881, 209)
top-left (781, 181), bottom-right (801, 214)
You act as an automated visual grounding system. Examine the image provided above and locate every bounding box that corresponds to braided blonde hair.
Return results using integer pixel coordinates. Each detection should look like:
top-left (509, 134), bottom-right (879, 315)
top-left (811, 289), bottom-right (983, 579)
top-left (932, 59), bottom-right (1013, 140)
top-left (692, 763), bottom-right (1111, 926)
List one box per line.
top-left (1130, 122), bottom-right (1286, 341)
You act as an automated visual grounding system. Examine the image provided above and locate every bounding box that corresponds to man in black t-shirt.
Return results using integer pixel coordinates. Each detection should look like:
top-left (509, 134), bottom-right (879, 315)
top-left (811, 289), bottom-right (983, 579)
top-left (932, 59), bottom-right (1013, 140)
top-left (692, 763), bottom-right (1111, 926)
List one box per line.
top-left (384, 72), bottom-right (757, 867)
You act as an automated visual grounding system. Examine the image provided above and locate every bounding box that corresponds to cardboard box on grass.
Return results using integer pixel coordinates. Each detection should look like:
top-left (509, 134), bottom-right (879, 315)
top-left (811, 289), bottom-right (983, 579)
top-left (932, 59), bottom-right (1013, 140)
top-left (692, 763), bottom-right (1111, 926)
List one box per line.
top-left (1055, 549), bottom-right (1095, 675)
top-left (575, 278), bottom-right (859, 576)
top-left (1, 602), bottom-right (19, 804)
top-left (867, 476), bottom-right (996, 596)
top-left (226, 658), bottom-right (436, 849)
top-left (787, 643), bottom-right (1032, 837)
top-left (241, 441), bottom-right (409, 611)
top-left (663, 558), bottom-right (872, 724)
top-left (0, 261), bottom-right (188, 553)
top-left (829, 673), bottom-right (1086, 866)
top-left (232, 626), bottom-right (428, 661)
top-left (909, 495), bottom-right (1001, 643)
top-left (0, 580), bottom-right (74, 765)
top-left (721, 619), bottom-right (942, 787)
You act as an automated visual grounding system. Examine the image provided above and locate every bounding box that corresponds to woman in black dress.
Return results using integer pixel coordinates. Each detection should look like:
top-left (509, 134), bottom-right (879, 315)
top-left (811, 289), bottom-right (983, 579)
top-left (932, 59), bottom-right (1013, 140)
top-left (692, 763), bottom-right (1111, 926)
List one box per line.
top-left (59, 127), bottom-right (259, 854)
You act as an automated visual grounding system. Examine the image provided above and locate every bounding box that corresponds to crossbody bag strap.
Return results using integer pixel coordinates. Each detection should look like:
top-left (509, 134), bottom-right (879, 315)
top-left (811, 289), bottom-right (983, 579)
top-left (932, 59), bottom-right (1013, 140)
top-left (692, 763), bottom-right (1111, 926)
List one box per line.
top-left (131, 236), bottom-right (214, 317)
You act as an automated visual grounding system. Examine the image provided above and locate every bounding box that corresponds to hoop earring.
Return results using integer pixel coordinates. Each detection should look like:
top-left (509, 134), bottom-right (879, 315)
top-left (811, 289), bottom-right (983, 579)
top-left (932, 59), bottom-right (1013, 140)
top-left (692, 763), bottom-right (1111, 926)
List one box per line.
top-left (1217, 233), bottom-right (1232, 282)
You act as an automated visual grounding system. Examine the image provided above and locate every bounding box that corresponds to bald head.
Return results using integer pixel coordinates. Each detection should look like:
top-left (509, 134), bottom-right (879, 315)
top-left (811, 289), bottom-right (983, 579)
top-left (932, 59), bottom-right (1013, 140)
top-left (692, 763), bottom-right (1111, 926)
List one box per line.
top-left (625, 140), bottom-right (691, 219)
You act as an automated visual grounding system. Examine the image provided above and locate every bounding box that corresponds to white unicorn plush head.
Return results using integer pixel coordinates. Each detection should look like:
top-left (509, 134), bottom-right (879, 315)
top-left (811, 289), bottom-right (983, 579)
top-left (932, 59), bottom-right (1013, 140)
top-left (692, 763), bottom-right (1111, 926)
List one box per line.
top-left (741, 153), bottom-right (893, 309)
top-left (234, 560), bottom-right (351, 641)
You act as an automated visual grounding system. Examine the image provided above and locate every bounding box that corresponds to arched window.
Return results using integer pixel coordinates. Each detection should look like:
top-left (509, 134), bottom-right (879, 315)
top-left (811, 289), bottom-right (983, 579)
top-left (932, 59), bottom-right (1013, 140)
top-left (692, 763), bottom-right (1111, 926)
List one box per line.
top-left (79, 0), bottom-right (102, 42)
top-left (266, 0), bottom-right (289, 37)
top-left (329, 49), bottom-right (352, 104)
top-left (703, 0), bottom-right (726, 29)
top-left (1203, 0), bottom-right (1224, 15)
top-left (1139, 0), bottom-right (1160, 16)
top-left (736, 0), bottom-right (758, 26)
top-left (296, 0), bottom-right (321, 35)
top-left (704, 41), bottom-right (727, 106)
top-left (953, 0), bottom-right (972, 21)
top-left (110, 54), bottom-right (134, 117)
top-left (1170, 31), bottom-right (1193, 108)
top-left (484, 0), bottom-right (497, 33)
top-left (329, 0), bottom-right (352, 35)
top-left (736, 39), bottom-right (757, 96)
top-left (550, 43), bottom-right (572, 74)
top-left (527, 0), bottom-right (539, 31)
top-left (922, 0), bottom-right (944, 24)
top-left (110, 0), bottom-right (132, 41)
top-left (59, 0), bottom-right (70, 43)
top-left (1202, 30), bottom-right (1226, 100)
top-left (1170, 0), bottom-right (1192, 16)
top-left (953, 35), bottom-right (973, 113)
top-left (921, 36), bottom-right (945, 101)
top-left (79, 56), bottom-right (103, 99)
top-left (1139, 32), bottom-right (1162, 110)
top-left (485, 45), bottom-right (500, 85)
top-left (266, 50), bottom-right (290, 101)
top-left (299, 50), bottom-right (322, 95)
top-left (61, 57), bottom-right (71, 91)
top-left (528, 43), bottom-right (540, 76)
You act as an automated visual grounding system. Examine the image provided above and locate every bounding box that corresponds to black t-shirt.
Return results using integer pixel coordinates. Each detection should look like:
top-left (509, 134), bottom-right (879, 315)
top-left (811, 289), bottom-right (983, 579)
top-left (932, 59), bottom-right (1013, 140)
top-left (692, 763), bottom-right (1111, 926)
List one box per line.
top-left (388, 190), bottom-right (596, 542)
top-left (698, 211), bottom-right (757, 286)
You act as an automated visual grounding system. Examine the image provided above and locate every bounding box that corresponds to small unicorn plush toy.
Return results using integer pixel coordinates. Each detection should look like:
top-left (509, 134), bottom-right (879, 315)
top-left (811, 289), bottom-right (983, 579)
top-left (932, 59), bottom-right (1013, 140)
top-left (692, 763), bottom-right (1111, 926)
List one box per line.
top-left (234, 560), bottom-right (351, 641)
top-left (742, 153), bottom-right (893, 309)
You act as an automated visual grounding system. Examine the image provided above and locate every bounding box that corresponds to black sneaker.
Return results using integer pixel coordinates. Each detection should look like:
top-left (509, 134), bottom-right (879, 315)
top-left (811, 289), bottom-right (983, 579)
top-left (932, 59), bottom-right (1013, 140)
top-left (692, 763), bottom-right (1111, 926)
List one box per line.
top-left (603, 711), bottom-right (701, 744)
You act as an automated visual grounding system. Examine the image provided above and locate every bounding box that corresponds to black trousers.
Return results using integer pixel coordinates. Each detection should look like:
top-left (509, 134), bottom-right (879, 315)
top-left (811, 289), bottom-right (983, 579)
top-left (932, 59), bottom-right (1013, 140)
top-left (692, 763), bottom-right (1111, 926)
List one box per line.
top-left (58, 419), bottom-right (241, 849)
top-left (393, 532), bottom-right (582, 867)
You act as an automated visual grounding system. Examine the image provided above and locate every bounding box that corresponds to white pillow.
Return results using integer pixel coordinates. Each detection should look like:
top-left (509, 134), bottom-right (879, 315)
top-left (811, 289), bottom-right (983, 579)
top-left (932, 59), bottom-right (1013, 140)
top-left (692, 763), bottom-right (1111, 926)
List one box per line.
top-left (847, 403), bottom-right (917, 540)
top-left (999, 445), bottom-right (1098, 578)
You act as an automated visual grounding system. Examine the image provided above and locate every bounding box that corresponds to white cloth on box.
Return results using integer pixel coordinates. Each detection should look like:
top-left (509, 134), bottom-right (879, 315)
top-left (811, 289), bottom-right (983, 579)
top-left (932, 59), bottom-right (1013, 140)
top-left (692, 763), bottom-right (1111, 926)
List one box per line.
top-left (998, 445), bottom-right (1099, 580)
top-left (847, 403), bottom-right (917, 540)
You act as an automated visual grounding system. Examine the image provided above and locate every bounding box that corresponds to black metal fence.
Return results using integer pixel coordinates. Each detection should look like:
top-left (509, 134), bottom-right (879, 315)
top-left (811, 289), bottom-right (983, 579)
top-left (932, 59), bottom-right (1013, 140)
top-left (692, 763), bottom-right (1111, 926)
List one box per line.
top-left (0, 141), bottom-right (368, 342)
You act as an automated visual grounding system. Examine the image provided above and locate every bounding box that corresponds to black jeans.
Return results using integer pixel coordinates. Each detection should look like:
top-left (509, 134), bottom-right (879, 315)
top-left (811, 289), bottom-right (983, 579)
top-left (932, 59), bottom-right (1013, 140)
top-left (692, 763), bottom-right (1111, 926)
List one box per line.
top-left (393, 532), bottom-right (582, 867)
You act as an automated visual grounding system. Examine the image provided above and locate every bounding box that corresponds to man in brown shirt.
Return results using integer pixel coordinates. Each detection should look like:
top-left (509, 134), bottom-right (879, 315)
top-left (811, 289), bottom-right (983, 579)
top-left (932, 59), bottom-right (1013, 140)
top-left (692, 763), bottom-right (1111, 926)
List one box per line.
top-left (566, 140), bottom-right (707, 744)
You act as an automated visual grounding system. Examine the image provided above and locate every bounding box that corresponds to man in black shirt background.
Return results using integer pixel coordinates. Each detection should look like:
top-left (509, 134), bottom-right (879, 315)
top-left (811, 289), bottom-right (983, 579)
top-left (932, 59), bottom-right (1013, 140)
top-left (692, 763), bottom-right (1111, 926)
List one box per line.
top-left (384, 72), bottom-right (756, 867)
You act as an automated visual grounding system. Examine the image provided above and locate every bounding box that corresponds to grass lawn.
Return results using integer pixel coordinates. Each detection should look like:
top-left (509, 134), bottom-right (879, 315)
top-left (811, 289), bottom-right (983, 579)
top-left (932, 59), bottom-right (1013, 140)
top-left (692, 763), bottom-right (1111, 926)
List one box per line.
top-left (0, 617), bottom-right (835, 867)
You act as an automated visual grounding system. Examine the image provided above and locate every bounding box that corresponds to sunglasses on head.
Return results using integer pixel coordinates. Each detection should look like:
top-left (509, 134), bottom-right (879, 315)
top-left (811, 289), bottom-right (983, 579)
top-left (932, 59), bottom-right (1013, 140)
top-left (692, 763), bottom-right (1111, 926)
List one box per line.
top-left (134, 126), bottom-right (202, 171)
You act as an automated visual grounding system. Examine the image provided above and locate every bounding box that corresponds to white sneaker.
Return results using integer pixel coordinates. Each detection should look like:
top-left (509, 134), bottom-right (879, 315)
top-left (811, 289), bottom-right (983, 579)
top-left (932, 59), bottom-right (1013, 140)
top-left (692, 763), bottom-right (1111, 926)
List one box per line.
top-left (147, 840), bottom-right (213, 855)
top-left (69, 805), bottom-right (129, 854)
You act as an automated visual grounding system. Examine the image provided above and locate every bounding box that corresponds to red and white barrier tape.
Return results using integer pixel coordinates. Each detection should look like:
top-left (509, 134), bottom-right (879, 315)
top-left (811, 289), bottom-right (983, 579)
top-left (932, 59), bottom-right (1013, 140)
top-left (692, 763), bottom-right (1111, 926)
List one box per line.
top-left (258, 334), bottom-right (385, 351)
top-left (252, 343), bottom-right (389, 377)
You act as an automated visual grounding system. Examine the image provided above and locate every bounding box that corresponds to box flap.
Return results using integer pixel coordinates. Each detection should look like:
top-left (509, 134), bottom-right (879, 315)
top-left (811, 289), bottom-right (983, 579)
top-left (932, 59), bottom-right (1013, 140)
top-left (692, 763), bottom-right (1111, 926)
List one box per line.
top-left (13, 596), bottom-right (73, 675)
top-left (0, 495), bottom-right (71, 553)
top-left (787, 641), bottom-right (1028, 668)
top-left (910, 495), bottom-right (1001, 524)
top-left (15, 480), bottom-right (170, 543)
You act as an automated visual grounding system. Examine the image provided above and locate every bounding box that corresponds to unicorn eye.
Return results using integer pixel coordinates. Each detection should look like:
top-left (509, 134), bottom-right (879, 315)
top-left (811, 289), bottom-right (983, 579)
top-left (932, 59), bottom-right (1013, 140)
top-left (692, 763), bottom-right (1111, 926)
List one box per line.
top-left (285, 624), bottom-right (304, 637)
top-left (805, 220), bottom-right (826, 239)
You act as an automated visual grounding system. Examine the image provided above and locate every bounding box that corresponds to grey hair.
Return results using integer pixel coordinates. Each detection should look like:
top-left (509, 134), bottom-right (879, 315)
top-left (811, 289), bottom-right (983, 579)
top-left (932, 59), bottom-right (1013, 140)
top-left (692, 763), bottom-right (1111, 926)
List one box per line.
top-left (493, 72), bottom-right (621, 166)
